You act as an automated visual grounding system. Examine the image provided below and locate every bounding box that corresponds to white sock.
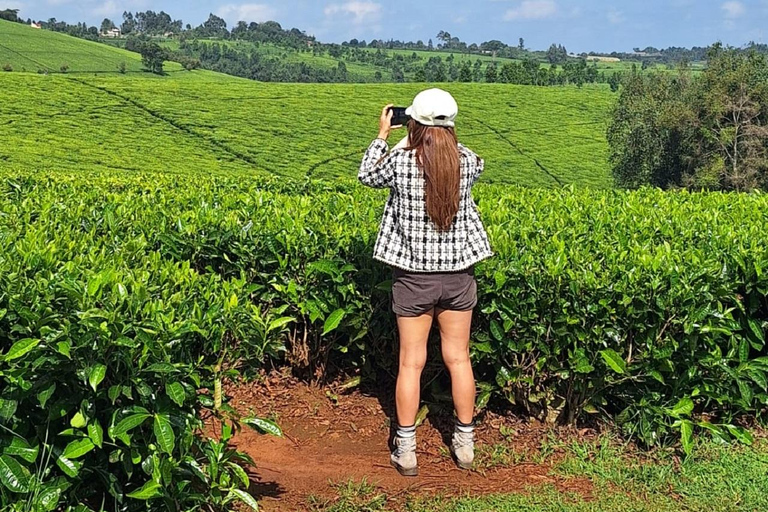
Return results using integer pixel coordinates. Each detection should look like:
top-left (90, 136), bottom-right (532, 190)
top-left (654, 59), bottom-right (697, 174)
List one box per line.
top-left (455, 420), bottom-right (475, 434)
top-left (396, 424), bottom-right (416, 439)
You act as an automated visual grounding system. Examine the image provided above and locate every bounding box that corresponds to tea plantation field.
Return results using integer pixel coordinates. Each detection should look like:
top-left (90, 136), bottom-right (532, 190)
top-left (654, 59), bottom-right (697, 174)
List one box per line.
top-left (0, 19), bottom-right (183, 74)
top-left (0, 71), bottom-right (613, 186)
top-left (0, 18), bottom-right (614, 187)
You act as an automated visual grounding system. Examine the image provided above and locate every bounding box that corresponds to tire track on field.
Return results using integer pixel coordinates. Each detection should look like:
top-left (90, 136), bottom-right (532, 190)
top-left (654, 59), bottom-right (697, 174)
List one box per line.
top-left (67, 77), bottom-right (262, 170)
top-left (0, 42), bottom-right (50, 71)
top-left (306, 149), bottom-right (365, 178)
top-left (464, 114), bottom-right (564, 187)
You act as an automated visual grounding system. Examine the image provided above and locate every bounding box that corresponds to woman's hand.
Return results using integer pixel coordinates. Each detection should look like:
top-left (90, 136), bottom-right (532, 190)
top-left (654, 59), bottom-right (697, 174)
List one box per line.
top-left (378, 104), bottom-right (403, 141)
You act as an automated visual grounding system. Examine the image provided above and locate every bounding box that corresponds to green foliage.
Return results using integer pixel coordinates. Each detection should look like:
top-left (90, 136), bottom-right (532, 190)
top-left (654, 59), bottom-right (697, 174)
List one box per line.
top-left (0, 19), bottom-right (183, 74)
top-left (2, 171), bottom-right (767, 471)
top-left (0, 72), bottom-right (614, 187)
top-left (138, 41), bottom-right (167, 75)
top-left (0, 174), bottom-right (286, 509)
top-left (608, 46), bottom-right (768, 191)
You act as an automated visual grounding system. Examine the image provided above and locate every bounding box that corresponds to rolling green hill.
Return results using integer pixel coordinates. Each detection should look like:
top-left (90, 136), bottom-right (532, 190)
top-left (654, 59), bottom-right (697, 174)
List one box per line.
top-left (0, 19), bottom-right (614, 188)
top-left (0, 19), bottom-right (182, 73)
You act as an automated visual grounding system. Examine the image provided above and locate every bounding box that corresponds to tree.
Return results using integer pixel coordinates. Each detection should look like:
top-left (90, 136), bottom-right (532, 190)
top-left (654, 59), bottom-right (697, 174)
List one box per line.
top-left (518, 38), bottom-right (525, 51)
top-left (427, 39), bottom-right (433, 50)
top-left (100, 18), bottom-right (115, 34)
top-left (608, 72), bottom-right (621, 92)
top-left (485, 62), bottom-right (498, 83)
top-left (0, 9), bottom-right (20, 22)
top-left (121, 11), bottom-right (135, 34)
top-left (607, 45), bottom-right (768, 191)
top-left (458, 61), bottom-right (472, 82)
top-left (546, 44), bottom-right (568, 65)
top-left (139, 42), bottom-right (167, 74)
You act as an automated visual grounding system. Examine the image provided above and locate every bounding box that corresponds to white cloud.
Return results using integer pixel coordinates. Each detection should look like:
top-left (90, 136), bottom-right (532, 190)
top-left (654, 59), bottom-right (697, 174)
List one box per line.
top-left (216, 3), bottom-right (278, 24)
top-left (324, 1), bottom-right (381, 24)
top-left (504, 0), bottom-right (558, 21)
top-left (722, 1), bottom-right (745, 18)
top-left (92, 0), bottom-right (120, 17)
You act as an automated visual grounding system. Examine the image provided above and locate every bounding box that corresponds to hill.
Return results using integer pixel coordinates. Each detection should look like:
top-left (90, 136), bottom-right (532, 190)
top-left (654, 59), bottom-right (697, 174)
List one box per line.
top-left (0, 19), bottom-right (614, 187)
top-left (0, 19), bottom-right (182, 73)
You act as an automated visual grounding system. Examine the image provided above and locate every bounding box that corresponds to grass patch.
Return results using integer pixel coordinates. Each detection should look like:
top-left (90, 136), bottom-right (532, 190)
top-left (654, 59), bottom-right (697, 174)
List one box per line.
top-left (310, 437), bottom-right (768, 512)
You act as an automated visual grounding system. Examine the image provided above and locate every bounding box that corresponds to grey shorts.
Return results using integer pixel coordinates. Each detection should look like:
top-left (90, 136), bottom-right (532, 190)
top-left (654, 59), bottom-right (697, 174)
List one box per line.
top-left (391, 266), bottom-right (478, 317)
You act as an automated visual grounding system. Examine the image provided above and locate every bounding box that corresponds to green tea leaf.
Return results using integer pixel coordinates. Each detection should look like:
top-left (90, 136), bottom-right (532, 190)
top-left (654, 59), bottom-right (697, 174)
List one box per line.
top-left (243, 417), bottom-right (282, 437)
top-left (56, 455), bottom-right (80, 478)
top-left (227, 462), bottom-right (251, 488)
top-left (0, 399), bottom-right (18, 421)
top-left (322, 309), bottom-right (345, 336)
top-left (62, 439), bottom-right (95, 459)
top-left (165, 381), bottom-right (185, 407)
top-left (670, 397), bottom-right (694, 417)
top-left (153, 414), bottom-right (175, 454)
top-left (228, 488), bottom-right (260, 511)
top-left (3, 338), bottom-right (40, 361)
top-left (268, 317), bottom-right (295, 332)
top-left (0, 455), bottom-right (31, 493)
top-left (88, 422), bottom-right (104, 449)
top-left (599, 349), bottom-right (627, 374)
top-left (3, 438), bottom-right (39, 464)
top-left (112, 414), bottom-right (151, 438)
top-left (126, 480), bottom-right (163, 500)
top-left (88, 364), bottom-right (107, 392)
top-left (37, 383), bottom-right (56, 409)
top-left (70, 412), bottom-right (87, 429)
top-left (725, 425), bottom-right (754, 446)
top-left (490, 320), bottom-right (504, 341)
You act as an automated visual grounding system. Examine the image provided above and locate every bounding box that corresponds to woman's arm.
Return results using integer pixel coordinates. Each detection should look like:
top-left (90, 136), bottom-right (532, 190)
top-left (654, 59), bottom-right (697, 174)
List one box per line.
top-left (359, 139), bottom-right (395, 189)
top-left (358, 104), bottom-right (403, 189)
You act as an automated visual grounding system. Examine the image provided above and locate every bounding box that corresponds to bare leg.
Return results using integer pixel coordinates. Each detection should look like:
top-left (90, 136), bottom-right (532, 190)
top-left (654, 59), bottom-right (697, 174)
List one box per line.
top-left (435, 308), bottom-right (475, 424)
top-left (395, 310), bottom-right (434, 426)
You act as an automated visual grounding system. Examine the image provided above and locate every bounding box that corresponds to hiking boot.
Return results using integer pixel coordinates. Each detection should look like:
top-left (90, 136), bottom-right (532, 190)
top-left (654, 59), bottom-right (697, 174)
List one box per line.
top-left (451, 430), bottom-right (474, 470)
top-left (390, 435), bottom-right (418, 477)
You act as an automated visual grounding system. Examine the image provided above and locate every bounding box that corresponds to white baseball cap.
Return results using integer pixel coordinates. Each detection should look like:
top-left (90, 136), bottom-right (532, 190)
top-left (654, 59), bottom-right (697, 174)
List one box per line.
top-left (405, 88), bottom-right (459, 128)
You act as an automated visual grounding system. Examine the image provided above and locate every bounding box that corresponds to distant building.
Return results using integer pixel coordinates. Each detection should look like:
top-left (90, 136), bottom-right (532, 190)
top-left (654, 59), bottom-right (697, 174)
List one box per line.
top-left (586, 56), bottom-right (621, 63)
top-left (30, 21), bottom-right (41, 29)
top-left (163, 31), bottom-right (175, 38)
top-left (102, 27), bottom-right (121, 38)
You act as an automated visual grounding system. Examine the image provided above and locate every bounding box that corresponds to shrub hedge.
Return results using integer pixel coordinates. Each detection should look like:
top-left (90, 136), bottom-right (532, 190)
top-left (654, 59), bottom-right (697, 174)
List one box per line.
top-left (1, 171), bottom-right (767, 508)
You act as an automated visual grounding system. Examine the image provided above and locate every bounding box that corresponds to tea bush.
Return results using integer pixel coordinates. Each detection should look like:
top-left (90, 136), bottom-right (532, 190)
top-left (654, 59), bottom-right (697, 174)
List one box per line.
top-left (1, 170), bottom-right (767, 509)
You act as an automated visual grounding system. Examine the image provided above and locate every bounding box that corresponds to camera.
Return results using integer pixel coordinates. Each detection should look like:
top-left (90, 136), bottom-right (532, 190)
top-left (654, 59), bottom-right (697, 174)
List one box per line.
top-left (388, 107), bottom-right (411, 127)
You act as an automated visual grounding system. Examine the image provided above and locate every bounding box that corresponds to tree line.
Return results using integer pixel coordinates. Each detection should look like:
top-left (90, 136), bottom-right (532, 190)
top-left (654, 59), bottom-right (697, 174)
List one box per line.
top-left (608, 45), bottom-right (768, 191)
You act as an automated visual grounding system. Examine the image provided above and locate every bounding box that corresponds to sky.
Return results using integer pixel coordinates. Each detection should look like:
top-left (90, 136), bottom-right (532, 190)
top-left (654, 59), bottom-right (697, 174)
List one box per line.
top-left (4, 0), bottom-right (768, 53)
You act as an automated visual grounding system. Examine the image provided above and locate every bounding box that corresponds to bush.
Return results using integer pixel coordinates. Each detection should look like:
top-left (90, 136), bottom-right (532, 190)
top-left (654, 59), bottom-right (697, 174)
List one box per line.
top-left (59, 64), bottom-right (69, 73)
top-left (117, 62), bottom-right (126, 74)
top-left (0, 176), bottom-right (284, 510)
top-left (2, 63), bottom-right (11, 72)
top-left (1, 171), bottom-right (766, 510)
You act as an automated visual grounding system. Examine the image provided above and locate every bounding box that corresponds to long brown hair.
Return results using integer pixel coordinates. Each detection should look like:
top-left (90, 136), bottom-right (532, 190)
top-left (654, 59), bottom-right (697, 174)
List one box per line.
top-left (407, 120), bottom-right (460, 231)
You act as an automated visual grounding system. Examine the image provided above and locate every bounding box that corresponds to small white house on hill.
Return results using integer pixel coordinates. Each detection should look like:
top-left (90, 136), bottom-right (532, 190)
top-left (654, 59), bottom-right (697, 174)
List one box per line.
top-left (30, 21), bottom-right (41, 29)
top-left (102, 27), bottom-right (121, 38)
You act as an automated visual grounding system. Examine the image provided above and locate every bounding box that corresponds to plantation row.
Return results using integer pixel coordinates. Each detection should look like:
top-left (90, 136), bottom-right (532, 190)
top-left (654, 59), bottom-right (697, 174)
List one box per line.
top-left (1, 73), bottom-right (614, 188)
top-left (1, 170), bottom-right (766, 508)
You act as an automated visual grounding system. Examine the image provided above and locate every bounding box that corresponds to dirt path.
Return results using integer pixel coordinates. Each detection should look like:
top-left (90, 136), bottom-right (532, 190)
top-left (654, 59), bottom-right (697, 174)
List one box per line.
top-left (224, 375), bottom-right (594, 511)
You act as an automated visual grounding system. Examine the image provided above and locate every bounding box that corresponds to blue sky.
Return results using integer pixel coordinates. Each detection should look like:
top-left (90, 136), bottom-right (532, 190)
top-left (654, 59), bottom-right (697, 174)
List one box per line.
top-left (5, 0), bottom-right (768, 52)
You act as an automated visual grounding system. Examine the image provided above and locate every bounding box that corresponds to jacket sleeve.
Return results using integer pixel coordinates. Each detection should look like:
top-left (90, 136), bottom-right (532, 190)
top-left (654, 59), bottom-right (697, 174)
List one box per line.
top-left (472, 155), bottom-right (485, 185)
top-left (359, 139), bottom-right (395, 189)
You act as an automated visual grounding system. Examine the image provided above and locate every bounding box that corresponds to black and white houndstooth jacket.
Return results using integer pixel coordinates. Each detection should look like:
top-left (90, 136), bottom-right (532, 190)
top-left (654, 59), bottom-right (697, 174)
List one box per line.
top-left (358, 138), bottom-right (493, 273)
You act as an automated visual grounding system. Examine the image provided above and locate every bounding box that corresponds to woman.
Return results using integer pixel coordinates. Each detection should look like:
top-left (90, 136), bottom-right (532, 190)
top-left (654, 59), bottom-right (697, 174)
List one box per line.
top-left (358, 88), bottom-right (493, 476)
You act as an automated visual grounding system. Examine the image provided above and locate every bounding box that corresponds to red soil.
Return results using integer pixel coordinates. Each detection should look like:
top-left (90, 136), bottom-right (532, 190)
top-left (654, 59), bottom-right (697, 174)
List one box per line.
top-left (222, 373), bottom-right (595, 511)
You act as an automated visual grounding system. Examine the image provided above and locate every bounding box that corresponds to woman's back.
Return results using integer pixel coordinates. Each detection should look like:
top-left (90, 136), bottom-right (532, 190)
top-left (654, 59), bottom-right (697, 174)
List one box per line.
top-left (359, 138), bottom-right (493, 272)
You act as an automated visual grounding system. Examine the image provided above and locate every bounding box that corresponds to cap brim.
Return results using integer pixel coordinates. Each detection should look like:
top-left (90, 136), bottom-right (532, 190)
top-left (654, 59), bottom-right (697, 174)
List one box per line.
top-left (405, 106), bottom-right (413, 116)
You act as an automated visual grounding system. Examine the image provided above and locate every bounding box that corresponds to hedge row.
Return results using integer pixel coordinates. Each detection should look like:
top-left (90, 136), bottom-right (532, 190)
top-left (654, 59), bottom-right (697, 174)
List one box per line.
top-left (1, 171), bottom-right (767, 508)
